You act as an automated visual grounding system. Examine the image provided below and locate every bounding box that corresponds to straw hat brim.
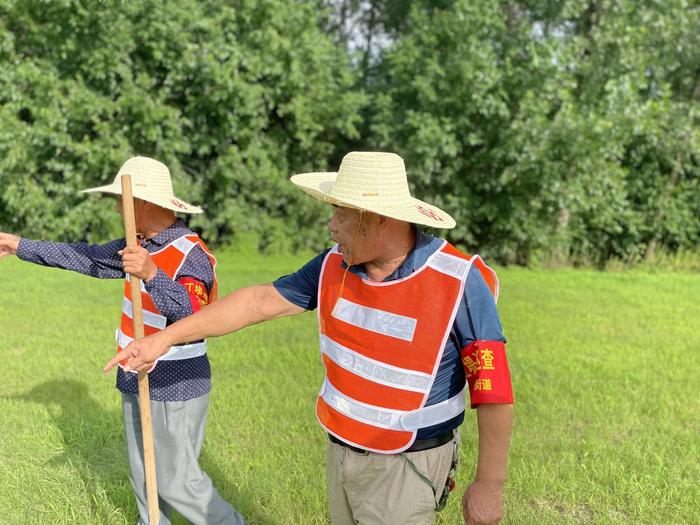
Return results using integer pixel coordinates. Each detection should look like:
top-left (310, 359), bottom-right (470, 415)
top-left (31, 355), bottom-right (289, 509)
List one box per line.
top-left (291, 172), bottom-right (455, 229)
top-left (81, 182), bottom-right (202, 214)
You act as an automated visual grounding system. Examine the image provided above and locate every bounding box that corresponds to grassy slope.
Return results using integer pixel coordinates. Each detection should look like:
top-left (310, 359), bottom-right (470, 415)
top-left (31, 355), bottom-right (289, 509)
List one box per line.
top-left (0, 248), bottom-right (698, 524)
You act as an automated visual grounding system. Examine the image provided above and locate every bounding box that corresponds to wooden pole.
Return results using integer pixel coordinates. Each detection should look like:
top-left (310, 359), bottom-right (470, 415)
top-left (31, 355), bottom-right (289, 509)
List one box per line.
top-left (121, 175), bottom-right (160, 524)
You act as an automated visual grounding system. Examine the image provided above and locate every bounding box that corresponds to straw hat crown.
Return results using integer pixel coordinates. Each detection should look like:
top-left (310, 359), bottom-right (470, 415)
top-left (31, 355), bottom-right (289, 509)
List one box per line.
top-left (82, 156), bottom-right (202, 214)
top-left (291, 151), bottom-right (455, 229)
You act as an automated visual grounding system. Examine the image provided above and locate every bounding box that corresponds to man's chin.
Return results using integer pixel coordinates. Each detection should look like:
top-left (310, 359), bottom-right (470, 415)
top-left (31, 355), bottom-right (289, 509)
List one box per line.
top-left (335, 243), bottom-right (355, 264)
top-left (338, 248), bottom-right (352, 264)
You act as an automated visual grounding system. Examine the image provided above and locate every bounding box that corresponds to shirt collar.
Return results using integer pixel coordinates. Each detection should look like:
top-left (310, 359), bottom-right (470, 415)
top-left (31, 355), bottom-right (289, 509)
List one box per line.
top-left (140, 219), bottom-right (191, 247)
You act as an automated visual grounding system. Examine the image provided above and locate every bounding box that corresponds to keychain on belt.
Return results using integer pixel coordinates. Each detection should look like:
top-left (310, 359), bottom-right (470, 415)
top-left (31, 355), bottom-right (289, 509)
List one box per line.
top-left (402, 436), bottom-right (460, 512)
top-left (436, 439), bottom-right (460, 511)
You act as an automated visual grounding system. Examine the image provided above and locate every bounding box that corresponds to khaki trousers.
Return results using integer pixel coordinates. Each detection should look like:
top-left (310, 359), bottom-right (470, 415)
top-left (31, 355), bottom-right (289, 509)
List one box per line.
top-left (326, 434), bottom-right (458, 525)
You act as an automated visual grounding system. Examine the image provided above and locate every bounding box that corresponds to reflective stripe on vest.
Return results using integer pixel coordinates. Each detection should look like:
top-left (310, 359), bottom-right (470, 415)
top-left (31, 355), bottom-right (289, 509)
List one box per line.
top-left (316, 241), bottom-right (494, 453)
top-left (332, 298), bottom-right (417, 342)
top-left (116, 329), bottom-right (206, 361)
top-left (320, 377), bottom-right (468, 431)
top-left (429, 247), bottom-right (498, 302)
top-left (429, 250), bottom-right (472, 280)
top-left (122, 297), bottom-right (167, 330)
top-left (320, 334), bottom-right (431, 393)
top-left (170, 236), bottom-right (197, 255)
top-left (125, 273), bottom-right (147, 293)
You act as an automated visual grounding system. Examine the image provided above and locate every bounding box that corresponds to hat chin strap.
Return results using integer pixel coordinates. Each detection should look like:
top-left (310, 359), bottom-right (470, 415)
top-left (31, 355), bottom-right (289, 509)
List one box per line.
top-left (332, 210), bottom-right (364, 317)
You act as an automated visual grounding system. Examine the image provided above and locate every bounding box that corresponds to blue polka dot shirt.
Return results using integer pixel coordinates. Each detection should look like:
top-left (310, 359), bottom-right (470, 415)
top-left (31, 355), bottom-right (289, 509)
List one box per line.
top-left (17, 220), bottom-right (213, 401)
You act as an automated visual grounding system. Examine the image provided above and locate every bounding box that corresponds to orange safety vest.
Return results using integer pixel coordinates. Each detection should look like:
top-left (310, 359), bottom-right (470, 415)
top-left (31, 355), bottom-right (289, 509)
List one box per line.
top-left (316, 241), bottom-right (498, 453)
top-left (116, 234), bottom-right (218, 370)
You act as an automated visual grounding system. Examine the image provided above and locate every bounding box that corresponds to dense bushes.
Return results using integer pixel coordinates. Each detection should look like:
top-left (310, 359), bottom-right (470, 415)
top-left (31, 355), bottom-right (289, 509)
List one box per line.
top-left (0, 0), bottom-right (697, 265)
top-left (0, 0), bottom-right (363, 249)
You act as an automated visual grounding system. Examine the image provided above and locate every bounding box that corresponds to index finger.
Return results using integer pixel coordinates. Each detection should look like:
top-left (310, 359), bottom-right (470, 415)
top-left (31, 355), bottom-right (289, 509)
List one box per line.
top-left (103, 348), bottom-right (136, 373)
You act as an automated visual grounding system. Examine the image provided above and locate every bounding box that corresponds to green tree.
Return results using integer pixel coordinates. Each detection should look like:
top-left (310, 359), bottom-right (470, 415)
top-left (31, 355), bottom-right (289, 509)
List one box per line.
top-left (1, 0), bottom-right (697, 264)
top-left (366, 0), bottom-right (699, 265)
top-left (0, 0), bottom-right (365, 250)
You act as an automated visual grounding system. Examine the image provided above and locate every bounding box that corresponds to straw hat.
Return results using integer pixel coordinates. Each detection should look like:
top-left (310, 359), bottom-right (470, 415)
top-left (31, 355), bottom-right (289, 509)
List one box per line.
top-left (291, 152), bottom-right (455, 229)
top-left (82, 156), bottom-right (202, 214)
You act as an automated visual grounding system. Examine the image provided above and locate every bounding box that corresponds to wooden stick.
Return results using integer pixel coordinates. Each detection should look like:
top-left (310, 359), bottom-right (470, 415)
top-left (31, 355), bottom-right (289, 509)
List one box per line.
top-left (121, 175), bottom-right (160, 524)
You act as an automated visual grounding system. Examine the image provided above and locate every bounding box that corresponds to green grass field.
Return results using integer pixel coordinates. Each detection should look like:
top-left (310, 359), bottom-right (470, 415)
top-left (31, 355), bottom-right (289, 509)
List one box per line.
top-left (1, 247), bottom-right (698, 525)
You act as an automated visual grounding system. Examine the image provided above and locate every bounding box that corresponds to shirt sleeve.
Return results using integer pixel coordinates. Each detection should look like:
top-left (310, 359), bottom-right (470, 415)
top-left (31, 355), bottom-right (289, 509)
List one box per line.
top-left (455, 267), bottom-right (514, 407)
top-left (145, 245), bottom-right (214, 323)
top-left (16, 237), bottom-right (126, 279)
top-left (272, 250), bottom-right (328, 311)
top-left (454, 267), bottom-right (506, 347)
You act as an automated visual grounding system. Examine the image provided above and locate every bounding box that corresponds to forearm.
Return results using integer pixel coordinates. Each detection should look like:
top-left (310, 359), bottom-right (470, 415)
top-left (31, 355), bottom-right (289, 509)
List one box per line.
top-left (157, 283), bottom-right (304, 346)
top-left (474, 403), bottom-right (512, 486)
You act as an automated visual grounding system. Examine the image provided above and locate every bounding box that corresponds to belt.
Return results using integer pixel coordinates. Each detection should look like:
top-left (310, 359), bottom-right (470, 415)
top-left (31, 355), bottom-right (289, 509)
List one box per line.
top-left (328, 429), bottom-right (455, 455)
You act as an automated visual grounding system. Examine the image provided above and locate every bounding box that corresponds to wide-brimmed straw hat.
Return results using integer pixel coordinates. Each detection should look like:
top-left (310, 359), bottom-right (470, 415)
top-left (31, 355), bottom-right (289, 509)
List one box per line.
top-left (81, 156), bottom-right (202, 214)
top-left (290, 151), bottom-right (455, 229)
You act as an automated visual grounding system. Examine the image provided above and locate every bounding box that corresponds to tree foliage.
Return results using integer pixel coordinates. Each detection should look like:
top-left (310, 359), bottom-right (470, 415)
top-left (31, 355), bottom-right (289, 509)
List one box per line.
top-left (0, 0), bottom-right (364, 249)
top-left (0, 0), bottom-right (698, 265)
top-left (364, 0), bottom-right (699, 265)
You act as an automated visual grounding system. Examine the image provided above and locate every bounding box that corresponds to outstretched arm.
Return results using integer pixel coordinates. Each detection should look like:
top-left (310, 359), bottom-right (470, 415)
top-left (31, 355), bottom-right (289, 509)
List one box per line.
top-left (1, 231), bottom-right (126, 278)
top-left (104, 283), bottom-right (305, 372)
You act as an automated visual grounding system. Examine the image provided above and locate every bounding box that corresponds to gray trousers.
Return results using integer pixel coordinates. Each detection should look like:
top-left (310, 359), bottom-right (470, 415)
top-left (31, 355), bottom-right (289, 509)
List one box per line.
top-left (121, 393), bottom-right (245, 525)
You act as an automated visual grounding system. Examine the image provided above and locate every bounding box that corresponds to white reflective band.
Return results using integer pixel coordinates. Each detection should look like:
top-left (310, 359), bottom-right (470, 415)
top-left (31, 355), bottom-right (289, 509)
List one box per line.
top-left (398, 385), bottom-right (467, 431)
top-left (170, 236), bottom-right (196, 255)
top-left (157, 340), bottom-right (207, 361)
top-left (116, 329), bottom-right (207, 360)
top-left (125, 274), bottom-right (147, 292)
top-left (332, 298), bottom-right (417, 342)
top-left (321, 379), bottom-right (466, 431)
top-left (428, 251), bottom-right (472, 280)
top-left (321, 379), bottom-right (401, 429)
top-left (320, 335), bottom-right (431, 393)
top-left (122, 298), bottom-right (167, 330)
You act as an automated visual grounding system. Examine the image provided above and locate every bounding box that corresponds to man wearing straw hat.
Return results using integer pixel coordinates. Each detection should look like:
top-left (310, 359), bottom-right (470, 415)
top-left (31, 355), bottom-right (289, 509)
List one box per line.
top-left (106, 151), bottom-right (514, 525)
top-left (0, 156), bottom-right (245, 525)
